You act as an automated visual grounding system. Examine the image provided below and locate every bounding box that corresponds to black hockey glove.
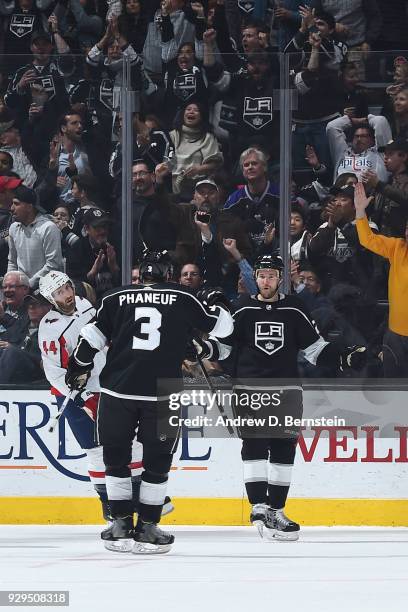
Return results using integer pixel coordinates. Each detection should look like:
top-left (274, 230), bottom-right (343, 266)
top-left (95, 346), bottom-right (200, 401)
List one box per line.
top-left (196, 286), bottom-right (230, 311)
top-left (185, 337), bottom-right (212, 362)
top-left (65, 354), bottom-right (93, 391)
top-left (340, 346), bottom-right (368, 372)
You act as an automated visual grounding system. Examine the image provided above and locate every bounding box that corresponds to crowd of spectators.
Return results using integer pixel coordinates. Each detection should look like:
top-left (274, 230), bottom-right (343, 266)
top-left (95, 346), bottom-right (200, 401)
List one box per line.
top-left (1, 0), bottom-right (408, 383)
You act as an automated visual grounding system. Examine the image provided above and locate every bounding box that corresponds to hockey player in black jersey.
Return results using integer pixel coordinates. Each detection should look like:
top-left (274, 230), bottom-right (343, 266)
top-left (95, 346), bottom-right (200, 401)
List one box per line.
top-left (65, 251), bottom-right (233, 554)
top-left (193, 254), bottom-right (367, 541)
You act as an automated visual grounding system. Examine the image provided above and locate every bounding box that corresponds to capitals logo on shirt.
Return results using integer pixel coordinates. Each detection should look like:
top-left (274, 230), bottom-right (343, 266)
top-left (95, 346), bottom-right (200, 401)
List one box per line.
top-left (10, 14), bottom-right (35, 38)
top-left (243, 97), bottom-right (273, 130)
top-left (255, 321), bottom-right (284, 356)
top-left (173, 71), bottom-right (198, 101)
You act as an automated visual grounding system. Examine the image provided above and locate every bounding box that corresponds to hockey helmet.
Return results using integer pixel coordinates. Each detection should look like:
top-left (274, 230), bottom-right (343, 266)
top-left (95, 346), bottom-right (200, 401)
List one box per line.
top-left (39, 271), bottom-right (74, 309)
top-left (253, 253), bottom-right (284, 277)
top-left (139, 250), bottom-right (172, 283)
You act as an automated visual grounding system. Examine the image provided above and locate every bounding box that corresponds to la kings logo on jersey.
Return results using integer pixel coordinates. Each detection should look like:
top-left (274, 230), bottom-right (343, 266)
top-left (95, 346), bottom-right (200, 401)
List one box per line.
top-left (255, 321), bottom-right (284, 356)
top-left (238, 0), bottom-right (255, 13)
top-left (30, 74), bottom-right (56, 100)
top-left (243, 97), bottom-right (273, 130)
top-left (100, 79), bottom-right (114, 111)
top-left (174, 71), bottom-right (198, 101)
top-left (10, 14), bottom-right (35, 38)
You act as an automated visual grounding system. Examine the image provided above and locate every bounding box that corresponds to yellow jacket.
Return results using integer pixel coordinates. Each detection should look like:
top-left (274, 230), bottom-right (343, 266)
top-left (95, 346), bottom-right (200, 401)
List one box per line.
top-left (356, 216), bottom-right (408, 335)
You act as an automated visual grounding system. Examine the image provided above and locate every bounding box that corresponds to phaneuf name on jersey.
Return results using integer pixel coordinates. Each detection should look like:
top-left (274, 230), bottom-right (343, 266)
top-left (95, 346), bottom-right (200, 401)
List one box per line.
top-left (118, 291), bottom-right (178, 306)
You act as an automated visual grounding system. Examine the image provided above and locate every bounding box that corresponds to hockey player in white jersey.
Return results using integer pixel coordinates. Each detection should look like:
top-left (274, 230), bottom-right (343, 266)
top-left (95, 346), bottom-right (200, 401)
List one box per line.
top-left (38, 271), bottom-right (144, 543)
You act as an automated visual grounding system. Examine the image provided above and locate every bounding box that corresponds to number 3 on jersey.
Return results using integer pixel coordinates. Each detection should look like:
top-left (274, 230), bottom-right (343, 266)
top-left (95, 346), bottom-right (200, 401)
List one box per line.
top-left (132, 307), bottom-right (162, 351)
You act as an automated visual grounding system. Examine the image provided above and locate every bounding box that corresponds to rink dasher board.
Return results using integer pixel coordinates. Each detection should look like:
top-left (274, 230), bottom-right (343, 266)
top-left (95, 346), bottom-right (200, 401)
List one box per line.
top-left (0, 389), bottom-right (407, 526)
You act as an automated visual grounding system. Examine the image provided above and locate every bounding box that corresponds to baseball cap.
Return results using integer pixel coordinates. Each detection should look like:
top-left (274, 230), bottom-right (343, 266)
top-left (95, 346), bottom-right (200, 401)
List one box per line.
top-left (31, 30), bottom-right (53, 45)
top-left (195, 178), bottom-right (219, 191)
top-left (12, 184), bottom-right (37, 206)
top-left (330, 184), bottom-right (355, 199)
top-left (378, 138), bottom-right (408, 153)
top-left (83, 208), bottom-right (111, 227)
top-left (0, 176), bottom-right (22, 192)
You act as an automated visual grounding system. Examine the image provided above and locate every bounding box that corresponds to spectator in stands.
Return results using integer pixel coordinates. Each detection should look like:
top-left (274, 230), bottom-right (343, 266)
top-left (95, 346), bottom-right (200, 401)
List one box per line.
top-left (179, 262), bottom-right (202, 290)
top-left (388, 87), bottom-right (408, 140)
top-left (290, 202), bottom-right (311, 265)
top-left (0, 150), bottom-right (13, 176)
top-left (116, 0), bottom-right (148, 53)
top-left (284, 6), bottom-right (347, 170)
top-left (0, 290), bottom-right (51, 383)
top-left (5, 27), bottom-right (71, 130)
top-left (162, 41), bottom-right (209, 126)
top-left (8, 184), bottom-right (63, 289)
top-left (0, 0), bottom-right (54, 74)
top-left (308, 183), bottom-right (378, 294)
top-left (131, 160), bottom-right (178, 263)
top-left (170, 101), bottom-right (223, 198)
top-left (0, 271), bottom-right (30, 347)
top-left (143, 0), bottom-right (195, 80)
top-left (131, 263), bottom-right (140, 285)
top-left (291, 262), bottom-right (330, 310)
top-left (204, 29), bottom-right (279, 161)
top-left (224, 147), bottom-right (279, 249)
top-left (339, 62), bottom-right (369, 119)
top-left (362, 138), bottom-right (408, 239)
top-left (222, 237), bottom-right (257, 297)
top-left (0, 175), bottom-right (22, 276)
top-left (310, 0), bottom-right (382, 75)
top-left (355, 181), bottom-right (408, 377)
top-left (67, 173), bottom-right (101, 237)
top-left (273, 0), bottom-right (313, 51)
top-left (57, 111), bottom-right (110, 204)
top-left (66, 208), bottom-right (120, 298)
top-left (51, 203), bottom-right (79, 258)
top-left (0, 122), bottom-right (37, 187)
top-left (326, 116), bottom-right (392, 182)
top-left (53, 0), bottom-right (103, 51)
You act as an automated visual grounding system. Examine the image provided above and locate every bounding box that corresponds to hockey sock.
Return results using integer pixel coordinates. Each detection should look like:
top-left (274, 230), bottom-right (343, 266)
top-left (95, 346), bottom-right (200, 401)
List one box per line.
top-left (267, 462), bottom-right (293, 508)
top-left (243, 459), bottom-right (268, 504)
top-left (138, 472), bottom-right (168, 523)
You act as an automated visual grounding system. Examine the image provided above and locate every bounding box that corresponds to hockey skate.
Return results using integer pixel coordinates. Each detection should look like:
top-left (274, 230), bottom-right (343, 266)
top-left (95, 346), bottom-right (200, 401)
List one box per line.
top-left (101, 516), bottom-right (134, 552)
top-left (132, 519), bottom-right (175, 555)
top-left (250, 503), bottom-right (269, 538)
top-left (264, 508), bottom-right (300, 542)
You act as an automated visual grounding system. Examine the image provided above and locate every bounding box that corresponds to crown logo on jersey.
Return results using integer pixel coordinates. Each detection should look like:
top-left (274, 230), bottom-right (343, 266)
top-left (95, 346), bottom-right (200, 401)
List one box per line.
top-left (255, 321), bottom-right (284, 356)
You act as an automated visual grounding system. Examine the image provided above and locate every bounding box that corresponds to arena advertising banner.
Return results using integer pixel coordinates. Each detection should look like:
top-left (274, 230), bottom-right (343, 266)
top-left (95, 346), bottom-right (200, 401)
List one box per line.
top-left (1, 388), bottom-right (408, 501)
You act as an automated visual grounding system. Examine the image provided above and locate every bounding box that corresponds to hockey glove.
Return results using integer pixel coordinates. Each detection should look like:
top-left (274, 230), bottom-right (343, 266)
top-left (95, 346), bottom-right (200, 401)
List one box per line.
top-left (185, 337), bottom-right (212, 362)
top-left (65, 354), bottom-right (93, 391)
top-left (340, 346), bottom-right (368, 372)
top-left (196, 286), bottom-right (230, 311)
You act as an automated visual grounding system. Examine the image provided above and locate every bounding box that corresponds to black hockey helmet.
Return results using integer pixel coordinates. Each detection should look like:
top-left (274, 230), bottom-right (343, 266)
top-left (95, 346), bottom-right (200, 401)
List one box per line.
top-left (253, 253), bottom-right (284, 277)
top-left (139, 250), bottom-right (172, 283)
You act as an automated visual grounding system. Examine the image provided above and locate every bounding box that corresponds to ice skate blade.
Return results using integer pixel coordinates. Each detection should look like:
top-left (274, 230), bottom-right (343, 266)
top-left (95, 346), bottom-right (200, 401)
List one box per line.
top-left (264, 528), bottom-right (300, 542)
top-left (103, 539), bottom-right (134, 553)
top-left (251, 520), bottom-right (265, 539)
top-left (132, 541), bottom-right (172, 555)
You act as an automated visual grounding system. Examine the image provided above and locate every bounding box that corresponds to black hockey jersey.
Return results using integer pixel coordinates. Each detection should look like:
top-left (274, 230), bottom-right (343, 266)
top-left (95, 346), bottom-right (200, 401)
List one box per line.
top-left (214, 293), bottom-right (328, 379)
top-left (78, 282), bottom-right (233, 399)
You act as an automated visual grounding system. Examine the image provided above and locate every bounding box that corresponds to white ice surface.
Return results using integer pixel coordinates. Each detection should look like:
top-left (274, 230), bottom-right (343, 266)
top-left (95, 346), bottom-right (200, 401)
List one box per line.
top-left (0, 526), bottom-right (407, 612)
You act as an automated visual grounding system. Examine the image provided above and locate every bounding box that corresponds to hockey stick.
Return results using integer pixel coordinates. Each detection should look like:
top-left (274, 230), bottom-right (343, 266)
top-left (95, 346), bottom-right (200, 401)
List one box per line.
top-left (194, 350), bottom-right (235, 436)
top-left (48, 390), bottom-right (78, 433)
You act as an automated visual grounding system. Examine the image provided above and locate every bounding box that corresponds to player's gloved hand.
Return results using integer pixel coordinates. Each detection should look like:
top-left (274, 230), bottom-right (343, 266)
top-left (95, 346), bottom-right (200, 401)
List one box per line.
top-left (340, 345), bottom-right (367, 371)
top-left (196, 286), bottom-right (230, 311)
top-left (65, 354), bottom-right (93, 391)
top-left (77, 391), bottom-right (99, 421)
top-left (185, 337), bottom-right (212, 361)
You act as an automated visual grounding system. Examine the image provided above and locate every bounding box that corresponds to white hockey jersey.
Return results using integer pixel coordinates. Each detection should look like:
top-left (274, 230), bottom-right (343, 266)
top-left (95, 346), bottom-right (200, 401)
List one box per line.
top-left (38, 296), bottom-right (105, 396)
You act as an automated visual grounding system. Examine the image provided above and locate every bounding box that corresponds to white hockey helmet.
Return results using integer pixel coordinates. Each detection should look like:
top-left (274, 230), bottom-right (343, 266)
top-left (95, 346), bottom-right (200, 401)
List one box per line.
top-left (39, 271), bottom-right (74, 309)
